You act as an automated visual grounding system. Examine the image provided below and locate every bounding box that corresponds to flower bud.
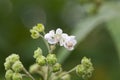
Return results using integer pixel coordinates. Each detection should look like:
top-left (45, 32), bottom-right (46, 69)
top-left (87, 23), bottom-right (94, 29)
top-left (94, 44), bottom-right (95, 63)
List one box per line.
top-left (5, 69), bottom-right (14, 80)
top-left (36, 56), bottom-right (46, 66)
top-left (30, 29), bottom-right (40, 39)
top-left (29, 64), bottom-right (40, 73)
top-left (46, 54), bottom-right (57, 65)
top-left (33, 23), bottom-right (45, 32)
top-left (33, 47), bottom-right (42, 58)
top-left (4, 61), bottom-right (11, 70)
top-left (6, 54), bottom-right (20, 64)
top-left (76, 64), bottom-right (85, 76)
top-left (81, 57), bottom-right (92, 67)
top-left (12, 61), bottom-right (23, 72)
top-left (76, 57), bottom-right (94, 79)
top-left (12, 73), bottom-right (22, 80)
top-left (4, 54), bottom-right (20, 70)
top-left (52, 63), bottom-right (61, 72)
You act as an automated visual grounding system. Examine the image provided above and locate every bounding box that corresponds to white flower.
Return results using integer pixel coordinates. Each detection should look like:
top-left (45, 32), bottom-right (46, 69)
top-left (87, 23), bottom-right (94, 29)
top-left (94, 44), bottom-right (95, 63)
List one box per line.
top-left (63, 36), bottom-right (77, 50)
top-left (56, 28), bottom-right (63, 35)
top-left (44, 30), bottom-right (57, 44)
top-left (59, 33), bottom-right (68, 46)
top-left (44, 28), bottom-right (77, 50)
top-left (55, 28), bottom-right (63, 42)
top-left (44, 28), bottom-right (63, 44)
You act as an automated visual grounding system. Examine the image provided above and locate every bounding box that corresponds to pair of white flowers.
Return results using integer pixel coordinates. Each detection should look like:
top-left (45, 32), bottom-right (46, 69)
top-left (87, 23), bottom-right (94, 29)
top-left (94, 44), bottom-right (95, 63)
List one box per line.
top-left (44, 28), bottom-right (77, 50)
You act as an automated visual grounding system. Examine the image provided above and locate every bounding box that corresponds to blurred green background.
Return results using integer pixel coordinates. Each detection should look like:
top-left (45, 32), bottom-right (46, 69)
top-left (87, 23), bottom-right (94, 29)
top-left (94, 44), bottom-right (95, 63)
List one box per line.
top-left (0, 0), bottom-right (120, 80)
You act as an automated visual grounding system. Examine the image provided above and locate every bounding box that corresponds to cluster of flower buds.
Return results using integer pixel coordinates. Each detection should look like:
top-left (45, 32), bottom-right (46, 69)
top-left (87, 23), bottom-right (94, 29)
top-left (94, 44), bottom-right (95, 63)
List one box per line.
top-left (32, 47), bottom-right (61, 72)
top-left (29, 47), bottom-right (70, 80)
top-left (76, 57), bottom-right (94, 79)
top-left (30, 23), bottom-right (45, 39)
top-left (44, 28), bottom-right (77, 50)
top-left (33, 47), bottom-right (46, 66)
top-left (4, 54), bottom-right (23, 80)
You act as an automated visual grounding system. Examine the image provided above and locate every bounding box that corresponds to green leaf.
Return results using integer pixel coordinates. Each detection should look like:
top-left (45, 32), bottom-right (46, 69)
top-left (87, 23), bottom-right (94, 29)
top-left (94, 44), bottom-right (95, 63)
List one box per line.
top-left (107, 17), bottom-right (120, 62)
top-left (57, 2), bottom-right (120, 63)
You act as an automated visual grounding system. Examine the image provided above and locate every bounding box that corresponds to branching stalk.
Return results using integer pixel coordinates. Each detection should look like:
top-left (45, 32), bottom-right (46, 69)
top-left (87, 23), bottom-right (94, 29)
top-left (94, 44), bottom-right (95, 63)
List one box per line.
top-left (23, 67), bottom-right (35, 80)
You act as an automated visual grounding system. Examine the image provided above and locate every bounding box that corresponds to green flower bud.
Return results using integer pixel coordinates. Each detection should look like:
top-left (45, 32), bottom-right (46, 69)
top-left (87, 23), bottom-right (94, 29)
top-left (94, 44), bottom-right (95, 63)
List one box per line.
top-left (5, 69), bottom-right (14, 80)
top-left (34, 47), bottom-right (42, 58)
top-left (36, 56), bottom-right (46, 66)
top-left (29, 64), bottom-right (40, 73)
top-left (30, 29), bottom-right (40, 39)
top-left (4, 54), bottom-right (20, 70)
top-left (6, 54), bottom-right (20, 64)
top-left (52, 63), bottom-right (61, 72)
top-left (84, 66), bottom-right (94, 78)
top-left (76, 57), bottom-right (94, 79)
top-left (81, 57), bottom-right (92, 67)
top-left (4, 61), bottom-right (11, 70)
top-left (12, 73), bottom-right (22, 80)
top-left (33, 23), bottom-right (45, 32)
top-left (46, 54), bottom-right (57, 65)
top-left (12, 61), bottom-right (23, 72)
top-left (76, 64), bottom-right (85, 76)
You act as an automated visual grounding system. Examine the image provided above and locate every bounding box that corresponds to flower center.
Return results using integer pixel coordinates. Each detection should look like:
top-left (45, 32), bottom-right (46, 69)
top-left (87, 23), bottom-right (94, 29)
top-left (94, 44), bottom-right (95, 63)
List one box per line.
top-left (67, 42), bottom-right (73, 48)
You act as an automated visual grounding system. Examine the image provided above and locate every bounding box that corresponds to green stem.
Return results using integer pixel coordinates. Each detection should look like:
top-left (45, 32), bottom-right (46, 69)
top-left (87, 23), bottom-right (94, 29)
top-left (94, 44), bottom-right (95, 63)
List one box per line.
top-left (66, 66), bottom-right (76, 74)
top-left (47, 65), bottom-right (52, 80)
top-left (39, 34), bottom-right (51, 53)
top-left (23, 67), bottom-right (35, 80)
top-left (50, 44), bottom-right (56, 54)
top-left (59, 66), bottom-right (76, 78)
top-left (37, 71), bottom-right (44, 80)
top-left (43, 38), bottom-right (51, 53)
top-left (21, 74), bottom-right (28, 77)
top-left (44, 66), bottom-right (48, 80)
